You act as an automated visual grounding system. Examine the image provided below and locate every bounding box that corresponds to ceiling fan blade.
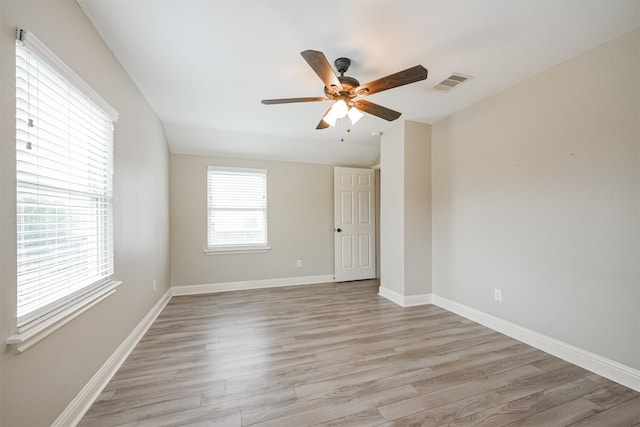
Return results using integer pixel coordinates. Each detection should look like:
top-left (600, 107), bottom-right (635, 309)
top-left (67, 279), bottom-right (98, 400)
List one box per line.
top-left (355, 65), bottom-right (428, 96)
top-left (316, 107), bottom-right (332, 130)
top-left (316, 120), bottom-right (330, 130)
top-left (261, 97), bottom-right (327, 105)
top-left (353, 99), bottom-right (401, 121)
top-left (301, 50), bottom-right (343, 94)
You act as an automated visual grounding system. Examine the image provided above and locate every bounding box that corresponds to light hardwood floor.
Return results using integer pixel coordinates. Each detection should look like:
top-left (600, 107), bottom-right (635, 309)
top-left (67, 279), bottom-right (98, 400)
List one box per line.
top-left (79, 280), bottom-right (640, 426)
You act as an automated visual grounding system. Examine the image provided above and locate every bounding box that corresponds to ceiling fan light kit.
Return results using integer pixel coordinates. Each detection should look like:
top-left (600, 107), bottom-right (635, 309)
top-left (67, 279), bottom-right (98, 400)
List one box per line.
top-left (322, 108), bottom-right (338, 127)
top-left (331, 99), bottom-right (349, 118)
top-left (321, 97), bottom-right (365, 128)
top-left (261, 50), bottom-right (428, 131)
top-left (347, 105), bottom-right (364, 124)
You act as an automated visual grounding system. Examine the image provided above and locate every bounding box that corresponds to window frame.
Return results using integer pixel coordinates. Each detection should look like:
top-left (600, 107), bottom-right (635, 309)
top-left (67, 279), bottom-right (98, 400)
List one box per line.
top-left (7, 29), bottom-right (121, 353)
top-left (205, 166), bottom-right (270, 254)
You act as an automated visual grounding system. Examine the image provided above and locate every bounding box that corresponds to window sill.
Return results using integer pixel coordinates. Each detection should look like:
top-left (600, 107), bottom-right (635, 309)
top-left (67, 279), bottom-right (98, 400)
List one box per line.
top-left (205, 245), bottom-right (271, 255)
top-left (6, 280), bottom-right (122, 353)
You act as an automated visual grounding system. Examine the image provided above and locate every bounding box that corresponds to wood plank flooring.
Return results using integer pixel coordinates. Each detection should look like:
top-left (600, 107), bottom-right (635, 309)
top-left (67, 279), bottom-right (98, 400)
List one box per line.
top-left (79, 280), bottom-right (640, 426)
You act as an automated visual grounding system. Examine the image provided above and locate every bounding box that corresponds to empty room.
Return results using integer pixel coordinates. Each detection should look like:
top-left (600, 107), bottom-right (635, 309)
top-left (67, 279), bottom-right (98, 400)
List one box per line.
top-left (0, 1), bottom-right (639, 426)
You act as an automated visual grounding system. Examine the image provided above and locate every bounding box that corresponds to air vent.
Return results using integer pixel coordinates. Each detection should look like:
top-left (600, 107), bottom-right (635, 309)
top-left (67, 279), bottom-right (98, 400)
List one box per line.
top-left (433, 73), bottom-right (472, 91)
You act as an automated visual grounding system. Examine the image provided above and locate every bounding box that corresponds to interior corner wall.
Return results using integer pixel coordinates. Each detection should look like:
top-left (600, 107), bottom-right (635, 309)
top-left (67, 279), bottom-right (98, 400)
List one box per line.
top-left (432, 28), bottom-right (640, 370)
top-left (380, 123), bottom-right (406, 295)
top-left (0, 2), bottom-right (171, 426)
top-left (170, 153), bottom-right (334, 287)
top-left (380, 121), bottom-right (432, 298)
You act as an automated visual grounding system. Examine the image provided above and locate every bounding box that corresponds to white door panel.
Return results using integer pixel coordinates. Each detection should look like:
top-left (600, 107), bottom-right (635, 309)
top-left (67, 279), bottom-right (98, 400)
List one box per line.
top-left (334, 167), bottom-right (376, 282)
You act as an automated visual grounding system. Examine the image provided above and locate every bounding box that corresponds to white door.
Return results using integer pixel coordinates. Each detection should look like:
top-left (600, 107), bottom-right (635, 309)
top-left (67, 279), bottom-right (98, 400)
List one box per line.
top-left (334, 167), bottom-right (376, 282)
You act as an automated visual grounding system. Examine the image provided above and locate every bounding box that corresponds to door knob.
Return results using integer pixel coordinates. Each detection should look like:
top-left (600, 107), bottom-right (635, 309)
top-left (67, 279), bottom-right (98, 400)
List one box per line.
top-left (336, 228), bottom-right (342, 232)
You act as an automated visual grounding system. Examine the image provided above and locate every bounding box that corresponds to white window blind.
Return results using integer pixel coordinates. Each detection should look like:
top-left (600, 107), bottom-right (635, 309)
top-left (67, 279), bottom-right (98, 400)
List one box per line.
top-left (15, 29), bottom-right (118, 332)
top-left (207, 166), bottom-right (268, 250)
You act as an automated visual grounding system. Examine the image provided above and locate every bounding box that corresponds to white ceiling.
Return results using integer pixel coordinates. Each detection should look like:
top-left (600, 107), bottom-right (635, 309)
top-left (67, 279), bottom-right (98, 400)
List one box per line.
top-left (78, 0), bottom-right (639, 166)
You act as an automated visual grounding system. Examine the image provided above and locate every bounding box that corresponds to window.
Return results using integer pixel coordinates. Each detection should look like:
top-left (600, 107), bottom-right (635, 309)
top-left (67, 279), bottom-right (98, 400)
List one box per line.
top-left (207, 166), bottom-right (269, 252)
top-left (9, 29), bottom-right (120, 352)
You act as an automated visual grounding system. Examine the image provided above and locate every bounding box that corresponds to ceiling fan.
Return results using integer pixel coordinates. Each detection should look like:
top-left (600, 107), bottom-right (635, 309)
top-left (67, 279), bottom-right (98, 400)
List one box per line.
top-left (261, 50), bottom-right (428, 129)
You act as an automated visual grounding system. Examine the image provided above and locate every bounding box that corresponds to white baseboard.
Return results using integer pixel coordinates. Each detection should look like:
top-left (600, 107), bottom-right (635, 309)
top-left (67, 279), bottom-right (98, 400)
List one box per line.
top-left (431, 294), bottom-right (640, 392)
top-left (52, 288), bottom-right (172, 427)
top-left (378, 286), bottom-right (432, 307)
top-left (171, 274), bottom-right (336, 296)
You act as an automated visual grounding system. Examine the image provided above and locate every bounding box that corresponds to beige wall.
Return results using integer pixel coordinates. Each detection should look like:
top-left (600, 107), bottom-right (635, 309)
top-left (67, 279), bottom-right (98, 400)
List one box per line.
top-left (170, 154), bottom-right (334, 286)
top-left (0, 1), bottom-right (171, 426)
top-left (432, 28), bottom-right (640, 369)
top-left (404, 121), bottom-right (432, 296)
top-left (380, 121), bottom-right (432, 297)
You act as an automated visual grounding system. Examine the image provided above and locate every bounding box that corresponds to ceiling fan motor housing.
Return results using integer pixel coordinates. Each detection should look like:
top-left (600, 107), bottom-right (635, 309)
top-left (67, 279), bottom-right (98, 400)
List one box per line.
top-left (334, 57), bottom-right (351, 74)
top-left (324, 57), bottom-right (361, 100)
top-left (325, 78), bottom-right (359, 99)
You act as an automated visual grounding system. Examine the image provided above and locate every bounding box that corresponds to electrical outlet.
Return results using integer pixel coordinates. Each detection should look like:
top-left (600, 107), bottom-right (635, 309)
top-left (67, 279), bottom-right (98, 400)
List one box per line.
top-left (153, 279), bottom-right (157, 291)
top-left (296, 259), bottom-right (302, 268)
top-left (494, 288), bottom-right (502, 302)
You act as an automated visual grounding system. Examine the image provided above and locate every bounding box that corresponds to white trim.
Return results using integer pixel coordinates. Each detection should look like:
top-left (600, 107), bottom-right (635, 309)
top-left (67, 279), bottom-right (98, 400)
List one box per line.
top-left (378, 287), bottom-right (432, 307)
top-left (18, 29), bottom-right (118, 121)
top-left (7, 281), bottom-right (122, 353)
top-left (172, 275), bottom-right (335, 296)
top-left (207, 165), bottom-right (267, 175)
top-left (52, 288), bottom-right (172, 427)
top-left (378, 287), bottom-right (405, 306)
top-left (431, 295), bottom-right (640, 392)
top-left (404, 293), bottom-right (433, 307)
top-left (204, 245), bottom-right (271, 255)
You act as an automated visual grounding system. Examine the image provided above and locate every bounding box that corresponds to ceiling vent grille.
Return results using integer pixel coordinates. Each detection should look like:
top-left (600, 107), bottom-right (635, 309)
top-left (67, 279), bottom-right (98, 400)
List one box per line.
top-left (433, 73), bottom-right (471, 91)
